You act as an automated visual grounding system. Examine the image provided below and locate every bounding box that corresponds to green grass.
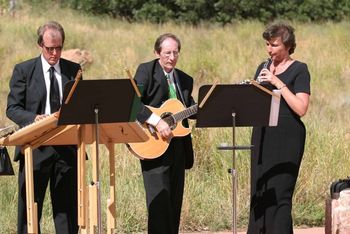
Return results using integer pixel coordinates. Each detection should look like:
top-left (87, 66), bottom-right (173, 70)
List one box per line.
top-left (0, 4), bottom-right (350, 233)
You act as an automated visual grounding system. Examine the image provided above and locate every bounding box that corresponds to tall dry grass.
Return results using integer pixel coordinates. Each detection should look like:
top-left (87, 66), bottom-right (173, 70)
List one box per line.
top-left (0, 4), bottom-right (350, 233)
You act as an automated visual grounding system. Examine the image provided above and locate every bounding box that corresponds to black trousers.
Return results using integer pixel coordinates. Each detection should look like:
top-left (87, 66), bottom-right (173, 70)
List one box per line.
top-left (17, 146), bottom-right (78, 234)
top-left (140, 138), bottom-right (186, 234)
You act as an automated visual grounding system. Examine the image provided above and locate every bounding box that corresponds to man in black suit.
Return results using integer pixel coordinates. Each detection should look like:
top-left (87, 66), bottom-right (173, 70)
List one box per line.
top-left (134, 33), bottom-right (196, 234)
top-left (6, 21), bottom-right (80, 234)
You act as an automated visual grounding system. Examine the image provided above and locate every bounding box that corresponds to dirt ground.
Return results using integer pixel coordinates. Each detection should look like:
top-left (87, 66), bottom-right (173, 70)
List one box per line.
top-left (180, 227), bottom-right (324, 234)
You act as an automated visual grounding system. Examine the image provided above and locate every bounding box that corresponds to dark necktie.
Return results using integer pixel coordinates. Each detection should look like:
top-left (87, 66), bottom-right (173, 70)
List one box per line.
top-left (49, 67), bottom-right (60, 113)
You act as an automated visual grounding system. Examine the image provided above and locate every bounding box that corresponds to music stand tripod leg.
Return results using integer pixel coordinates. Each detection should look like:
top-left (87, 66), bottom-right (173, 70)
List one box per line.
top-left (77, 125), bottom-right (87, 229)
top-left (89, 180), bottom-right (98, 232)
top-left (217, 113), bottom-right (238, 234)
top-left (106, 143), bottom-right (116, 234)
top-left (24, 146), bottom-right (38, 234)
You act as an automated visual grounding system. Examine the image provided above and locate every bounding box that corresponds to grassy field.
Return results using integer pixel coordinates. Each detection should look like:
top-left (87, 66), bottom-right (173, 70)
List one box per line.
top-left (0, 4), bottom-right (350, 233)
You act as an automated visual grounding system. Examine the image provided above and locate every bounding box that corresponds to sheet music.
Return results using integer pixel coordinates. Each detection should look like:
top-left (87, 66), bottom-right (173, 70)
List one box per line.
top-left (0, 125), bottom-right (18, 139)
top-left (269, 89), bottom-right (281, 126)
top-left (0, 114), bottom-right (58, 146)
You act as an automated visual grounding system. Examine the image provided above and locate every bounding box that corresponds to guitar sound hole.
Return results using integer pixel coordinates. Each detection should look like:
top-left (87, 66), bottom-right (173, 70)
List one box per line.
top-left (161, 112), bottom-right (176, 130)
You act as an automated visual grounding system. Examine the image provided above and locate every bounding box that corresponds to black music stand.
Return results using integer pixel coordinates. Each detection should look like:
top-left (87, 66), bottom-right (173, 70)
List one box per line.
top-left (196, 84), bottom-right (281, 234)
top-left (58, 79), bottom-right (143, 234)
top-left (58, 79), bottom-right (141, 125)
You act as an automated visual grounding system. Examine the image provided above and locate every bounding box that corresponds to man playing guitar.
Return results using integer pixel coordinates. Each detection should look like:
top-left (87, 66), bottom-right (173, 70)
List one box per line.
top-left (133, 33), bottom-right (196, 234)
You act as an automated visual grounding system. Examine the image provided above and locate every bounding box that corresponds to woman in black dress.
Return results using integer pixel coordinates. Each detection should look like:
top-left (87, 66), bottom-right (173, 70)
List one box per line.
top-left (247, 22), bottom-right (311, 234)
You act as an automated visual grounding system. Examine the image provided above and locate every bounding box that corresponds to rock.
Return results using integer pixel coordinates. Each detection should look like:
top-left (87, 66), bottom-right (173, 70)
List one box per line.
top-left (61, 49), bottom-right (93, 69)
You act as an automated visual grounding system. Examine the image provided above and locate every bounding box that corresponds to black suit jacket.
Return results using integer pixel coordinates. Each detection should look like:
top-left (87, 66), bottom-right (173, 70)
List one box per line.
top-left (134, 59), bottom-right (195, 169)
top-left (6, 56), bottom-right (81, 161)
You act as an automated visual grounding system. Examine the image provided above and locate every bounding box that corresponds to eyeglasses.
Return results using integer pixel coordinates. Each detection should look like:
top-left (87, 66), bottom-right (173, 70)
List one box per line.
top-left (42, 44), bottom-right (63, 53)
top-left (161, 51), bottom-right (179, 58)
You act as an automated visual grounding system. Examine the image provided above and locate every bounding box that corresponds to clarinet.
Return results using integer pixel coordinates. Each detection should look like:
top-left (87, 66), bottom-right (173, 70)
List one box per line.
top-left (263, 57), bottom-right (272, 69)
top-left (239, 58), bottom-right (272, 84)
top-left (256, 58), bottom-right (272, 83)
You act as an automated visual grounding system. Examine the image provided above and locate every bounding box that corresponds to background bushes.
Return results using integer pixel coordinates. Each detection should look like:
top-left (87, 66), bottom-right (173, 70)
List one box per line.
top-left (20, 0), bottom-right (350, 24)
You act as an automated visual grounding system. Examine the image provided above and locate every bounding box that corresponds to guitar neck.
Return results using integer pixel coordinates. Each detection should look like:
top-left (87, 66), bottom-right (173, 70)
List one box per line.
top-left (173, 104), bottom-right (198, 123)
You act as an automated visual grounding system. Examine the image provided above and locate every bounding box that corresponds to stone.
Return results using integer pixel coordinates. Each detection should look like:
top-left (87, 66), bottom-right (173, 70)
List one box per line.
top-left (61, 49), bottom-right (93, 69)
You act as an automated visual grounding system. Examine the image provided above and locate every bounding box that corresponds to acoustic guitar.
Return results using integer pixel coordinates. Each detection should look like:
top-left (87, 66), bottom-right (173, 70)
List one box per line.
top-left (127, 99), bottom-right (197, 159)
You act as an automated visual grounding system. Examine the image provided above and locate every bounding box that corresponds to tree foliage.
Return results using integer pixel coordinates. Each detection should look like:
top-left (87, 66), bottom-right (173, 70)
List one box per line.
top-left (26, 0), bottom-right (350, 24)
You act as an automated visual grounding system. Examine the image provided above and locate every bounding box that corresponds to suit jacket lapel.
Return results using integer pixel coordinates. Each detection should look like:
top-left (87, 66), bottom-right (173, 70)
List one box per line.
top-left (174, 69), bottom-right (186, 105)
top-left (59, 59), bottom-right (74, 88)
top-left (32, 57), bottom-right (47, 113)
top-left (154, 61), bottom-right (168, 95)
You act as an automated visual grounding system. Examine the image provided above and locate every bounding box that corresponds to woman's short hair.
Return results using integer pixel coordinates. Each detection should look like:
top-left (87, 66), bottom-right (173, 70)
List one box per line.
top-left (263, 22), bottom-right (296, 55)
top-left (154, 33), bottom-right (181, 54)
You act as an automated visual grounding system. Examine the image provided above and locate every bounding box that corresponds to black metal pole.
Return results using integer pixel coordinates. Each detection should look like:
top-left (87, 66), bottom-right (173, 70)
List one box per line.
top-left (94, 106), bottom-right (102, 234)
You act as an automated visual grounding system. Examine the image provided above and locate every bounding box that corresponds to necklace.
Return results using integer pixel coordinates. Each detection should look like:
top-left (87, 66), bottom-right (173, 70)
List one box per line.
top-left (271, 58), bottom-right (293, 75)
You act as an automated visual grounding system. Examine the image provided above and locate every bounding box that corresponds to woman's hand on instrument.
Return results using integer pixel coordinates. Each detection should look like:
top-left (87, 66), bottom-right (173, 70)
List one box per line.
top-left (156, 119), bottom-right (173, 140)
top-left (257, 68), bottom-right (284, 89)
top-left (257, 68), bottom-right (274, 83)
